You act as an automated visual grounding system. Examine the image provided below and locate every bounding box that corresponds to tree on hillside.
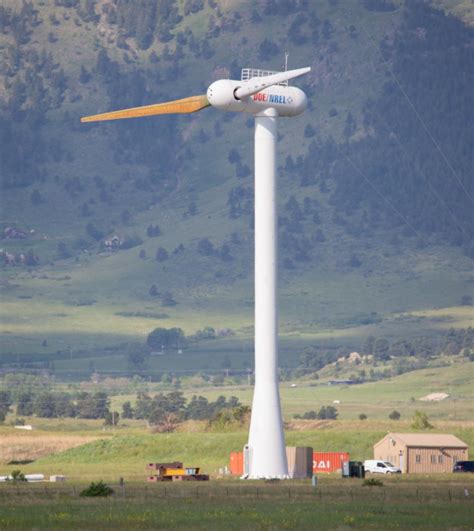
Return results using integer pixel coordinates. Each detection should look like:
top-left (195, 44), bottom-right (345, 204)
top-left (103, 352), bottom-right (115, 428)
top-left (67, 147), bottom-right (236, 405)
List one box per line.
top-left (0, 391), bottom-right (11, 423)
top-left (146, 327), bottom-right (185, 350)
top-left (299, 347), bottom-right (324, 371)
top-left (121, 401), bottom-right (134, 419)
top-left (32, 393), bottom-right (57, 418)
top-left (147, 391), bottom-right (186, 427)
top-left (161, 291), bottom-right (177, 307)
top-left (197, 238), bottom-right (215, 256)
top-left (258, 38), bottom-right (279, 61)
top-left (134, 393), bottom-right (152, 419)
top-left (343, 111), bottom-right (357, 140)
top-left (373, 338), bottom-right (390, 360)
top-left (317, 406), bottom-right (338, 420)
top-left (155, 247), bottom-right (168, 262)
top-left (16, 392), bottom-right (34, 416)
top-left (104, 411), bottom-right (120, 426)
top-left (128, 350), bottom-right (148, 368)
top-left (76, 392), bottom-right (110, 419)
top-left (185, 395), bottom-right (211, 420)
top-left (411, 410), bottom-right (433, 430)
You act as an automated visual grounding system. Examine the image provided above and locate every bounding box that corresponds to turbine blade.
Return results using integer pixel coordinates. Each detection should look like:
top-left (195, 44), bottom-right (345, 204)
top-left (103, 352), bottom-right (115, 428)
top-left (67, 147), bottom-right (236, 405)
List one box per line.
top-left (81, 94), bottom-right (210, 123)
top-left (235, 67), bottom-right (311, 99)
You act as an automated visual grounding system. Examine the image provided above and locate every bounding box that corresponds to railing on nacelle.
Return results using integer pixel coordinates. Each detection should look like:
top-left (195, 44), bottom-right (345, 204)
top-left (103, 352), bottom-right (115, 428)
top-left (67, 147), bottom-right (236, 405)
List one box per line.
top-left (241, 68), bottom-right (289, 86)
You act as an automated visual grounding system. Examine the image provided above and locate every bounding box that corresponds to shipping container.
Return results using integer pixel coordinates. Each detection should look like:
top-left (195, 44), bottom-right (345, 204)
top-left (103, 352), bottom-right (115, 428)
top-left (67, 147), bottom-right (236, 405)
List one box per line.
top-left (313, 452), bottom-right (349, 473)
top-left (230, 451), bottom-right (244, 476)
top-left (287, 447), bottom-right (313, 478)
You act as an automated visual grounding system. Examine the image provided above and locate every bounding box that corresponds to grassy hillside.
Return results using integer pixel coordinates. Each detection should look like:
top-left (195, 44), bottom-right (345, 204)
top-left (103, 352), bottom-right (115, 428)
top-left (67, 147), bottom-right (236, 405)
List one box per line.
top-left (142, 359), bottom-right (473, 421)
top-left (0, 0), bottom-right (473, 369)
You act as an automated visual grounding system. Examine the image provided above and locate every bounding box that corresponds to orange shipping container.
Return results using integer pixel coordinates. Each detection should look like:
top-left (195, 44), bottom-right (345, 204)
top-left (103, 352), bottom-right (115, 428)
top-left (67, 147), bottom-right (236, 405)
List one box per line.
top-left (313, 452), bottom-right (349, 473)
top-left (230, 451), bottom-right (244, 475)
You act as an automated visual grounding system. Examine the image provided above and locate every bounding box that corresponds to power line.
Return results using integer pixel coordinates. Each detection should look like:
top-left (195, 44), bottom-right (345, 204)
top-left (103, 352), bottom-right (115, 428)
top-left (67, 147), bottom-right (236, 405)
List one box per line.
top-left (373, 114), bottom-right (472, 240)
top-left (334, 143), bottom-right (425, 242)
top-left (386, 69), bottom-right (474, 205)
top-left (351, 7), bottom-right (474, 205)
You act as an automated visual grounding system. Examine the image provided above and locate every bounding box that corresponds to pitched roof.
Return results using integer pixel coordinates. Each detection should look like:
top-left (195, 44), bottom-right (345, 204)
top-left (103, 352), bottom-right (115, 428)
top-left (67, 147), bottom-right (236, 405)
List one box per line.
top-left (376, 433), bottom-right (468, 448)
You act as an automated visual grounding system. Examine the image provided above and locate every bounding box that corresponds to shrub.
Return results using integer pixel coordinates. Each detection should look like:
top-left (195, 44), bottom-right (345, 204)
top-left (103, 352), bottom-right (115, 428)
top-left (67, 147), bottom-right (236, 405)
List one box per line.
top-left (359, 413), bottom-right (368, 420)
top-left (10, 470), bottom-right (27, 482)
top-left (363, 478), bottom-right (383, 487)
top-left (155, 247), bottom-right (169, 262)
top-left (389, 410), bottom-right (401, 420)
top-left (80, 480), bottom-right (114, 497)
top-left (317, 405), bottom-right (338, 420)
top-left (411, 410), bottom-right (433, 430)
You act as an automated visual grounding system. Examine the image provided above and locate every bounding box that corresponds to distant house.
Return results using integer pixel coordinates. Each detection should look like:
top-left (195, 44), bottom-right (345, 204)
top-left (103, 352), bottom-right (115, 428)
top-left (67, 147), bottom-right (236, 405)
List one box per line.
top-left (103, 235), bottom-right (124, 250)
top-left (3, 227), bottom-right (27, 239)
top-left (374, 433), bottom-right (468, 473)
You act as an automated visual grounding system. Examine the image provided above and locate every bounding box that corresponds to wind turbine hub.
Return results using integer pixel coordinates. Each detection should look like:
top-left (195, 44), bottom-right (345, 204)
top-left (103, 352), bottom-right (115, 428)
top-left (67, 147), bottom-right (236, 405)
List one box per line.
top-left (207, 78), bottom-right (307, 116)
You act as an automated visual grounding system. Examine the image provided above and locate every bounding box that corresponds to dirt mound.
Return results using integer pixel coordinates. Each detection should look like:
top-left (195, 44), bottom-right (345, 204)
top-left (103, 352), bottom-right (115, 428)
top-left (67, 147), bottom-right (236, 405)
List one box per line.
top-left (419, 393), bottom-right (449, 401)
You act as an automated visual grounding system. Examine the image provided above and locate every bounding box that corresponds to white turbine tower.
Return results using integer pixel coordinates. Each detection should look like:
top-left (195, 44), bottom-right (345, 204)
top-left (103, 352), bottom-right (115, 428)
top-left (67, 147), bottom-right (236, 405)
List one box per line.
top-left (82, 65), bottom-right (311, 479)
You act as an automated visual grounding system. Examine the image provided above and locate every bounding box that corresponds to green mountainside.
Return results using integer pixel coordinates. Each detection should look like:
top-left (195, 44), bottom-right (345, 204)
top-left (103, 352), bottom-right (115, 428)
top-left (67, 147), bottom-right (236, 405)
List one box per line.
top-left (0, 0), bottom-right (473, 371)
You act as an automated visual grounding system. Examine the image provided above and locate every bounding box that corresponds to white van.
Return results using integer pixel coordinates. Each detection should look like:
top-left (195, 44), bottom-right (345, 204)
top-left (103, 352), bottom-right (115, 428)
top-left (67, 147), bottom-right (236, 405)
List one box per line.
top-left (364, 460), bottom-right (401, 474)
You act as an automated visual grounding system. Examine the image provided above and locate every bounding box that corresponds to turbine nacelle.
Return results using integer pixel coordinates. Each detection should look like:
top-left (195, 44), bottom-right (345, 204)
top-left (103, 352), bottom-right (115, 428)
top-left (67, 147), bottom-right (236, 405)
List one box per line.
top-left (207, 79), bottom-right (307, 117)
top-left (81, 66), bottom-right (311, 123)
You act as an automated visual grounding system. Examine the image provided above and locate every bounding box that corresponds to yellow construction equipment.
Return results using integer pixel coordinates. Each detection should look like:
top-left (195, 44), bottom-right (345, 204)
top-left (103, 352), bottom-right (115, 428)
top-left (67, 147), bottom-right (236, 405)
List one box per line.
top-left (147, 461), bottom-right (209, 482)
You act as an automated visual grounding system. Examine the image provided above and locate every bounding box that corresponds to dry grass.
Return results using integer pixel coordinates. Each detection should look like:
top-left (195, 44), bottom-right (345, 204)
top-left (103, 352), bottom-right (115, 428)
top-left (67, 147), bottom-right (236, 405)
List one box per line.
top-left (285, 420), bottom-right (334, 431)
top-left (0, 434), bottom-right (104, 464)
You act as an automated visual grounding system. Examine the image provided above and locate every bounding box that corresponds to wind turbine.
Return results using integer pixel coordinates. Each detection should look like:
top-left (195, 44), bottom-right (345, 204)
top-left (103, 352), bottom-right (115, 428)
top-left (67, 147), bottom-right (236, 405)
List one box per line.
top-left (82, 65), bottom-right (311, 479)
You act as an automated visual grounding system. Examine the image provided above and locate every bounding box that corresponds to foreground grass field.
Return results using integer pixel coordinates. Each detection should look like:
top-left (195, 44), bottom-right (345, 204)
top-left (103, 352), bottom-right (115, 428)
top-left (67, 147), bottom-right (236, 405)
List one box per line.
top-left (0, 477), bottom-right (473, 529)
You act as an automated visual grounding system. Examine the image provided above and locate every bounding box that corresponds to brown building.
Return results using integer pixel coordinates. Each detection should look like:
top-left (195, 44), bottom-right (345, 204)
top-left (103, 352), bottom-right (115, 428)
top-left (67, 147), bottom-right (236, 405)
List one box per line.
top-left (374, 433), bottom-right (468, 474)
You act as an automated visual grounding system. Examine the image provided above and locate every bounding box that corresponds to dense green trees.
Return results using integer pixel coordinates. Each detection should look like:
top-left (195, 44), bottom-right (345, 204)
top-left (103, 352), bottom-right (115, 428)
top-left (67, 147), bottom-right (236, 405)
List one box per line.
top-left (331, 3), bottom-right (473, 251)
top-left (0, 390), bottom-right (112, 421)
top-left (294, 406), bottom-right (339, 420)
top-left (0, 391), bottom-right (12, 423)
top-left (132, 390), bottom-right (242, 425)
top-left (112, 0), bottom-right (183, 48)
top-left (296, 328), bottom-right (473, 379)
top-left (146, 327), bottom-right (185, 350)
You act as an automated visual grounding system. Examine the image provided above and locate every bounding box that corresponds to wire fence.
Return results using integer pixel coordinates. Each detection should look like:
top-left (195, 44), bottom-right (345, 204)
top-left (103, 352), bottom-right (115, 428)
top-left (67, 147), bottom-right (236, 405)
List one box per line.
top-left (0, 482), bottom-right (471, 503)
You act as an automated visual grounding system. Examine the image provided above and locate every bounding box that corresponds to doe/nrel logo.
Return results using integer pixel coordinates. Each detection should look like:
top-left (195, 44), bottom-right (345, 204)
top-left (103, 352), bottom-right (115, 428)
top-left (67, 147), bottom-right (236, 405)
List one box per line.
top-left (252, 93), bottom-right (288, 104)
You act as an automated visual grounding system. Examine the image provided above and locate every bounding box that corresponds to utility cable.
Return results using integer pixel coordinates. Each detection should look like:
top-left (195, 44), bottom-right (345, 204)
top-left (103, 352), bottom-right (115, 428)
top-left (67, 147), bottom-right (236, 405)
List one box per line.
top-left (334, 143), bottom-right (425, 243)
top-left (351, 7), bottom-right (474, 205)
top-left (373, 114), bottom-right (472, 240)
top-left (386, 69), bottom-right (473, 205)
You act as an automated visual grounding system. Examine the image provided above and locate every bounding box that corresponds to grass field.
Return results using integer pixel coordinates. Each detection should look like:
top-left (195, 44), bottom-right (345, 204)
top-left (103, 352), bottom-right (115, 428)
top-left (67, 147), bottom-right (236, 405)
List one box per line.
top-left (1, 419), bottom-right (473, 481)
top-left (0, 476), bottom-right (473, 529)
top-left (0, 370), bottom-right (473, 528)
